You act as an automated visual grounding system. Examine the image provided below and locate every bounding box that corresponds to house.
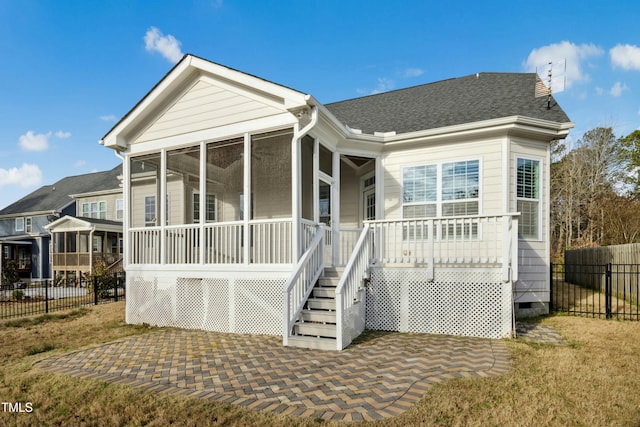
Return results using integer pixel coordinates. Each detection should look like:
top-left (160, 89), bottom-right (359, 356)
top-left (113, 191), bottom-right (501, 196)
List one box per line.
top-left (0, 166), bottom-right (123, 287)
top-left (100, 54), bottom-right (572, 350)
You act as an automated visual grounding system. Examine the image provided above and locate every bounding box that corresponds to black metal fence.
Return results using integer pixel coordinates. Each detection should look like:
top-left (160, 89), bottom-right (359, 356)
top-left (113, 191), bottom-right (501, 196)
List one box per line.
top-left (0, 272), bottom-right (125, 320)
top-left (551, 263), bottom-right (639, 320)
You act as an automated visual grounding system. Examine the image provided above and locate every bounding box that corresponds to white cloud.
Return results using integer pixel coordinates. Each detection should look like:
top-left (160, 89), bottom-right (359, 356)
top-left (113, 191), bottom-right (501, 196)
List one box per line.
top-left (595, 87), bottom-right (604, 95)
top-left (19, 131), bottom-right (51, 151)
top-left (610, 81), bottom-right (629, 97)
top-left (400, 67), bottom-right (424, 78)
top-left (524, 41), bottom-right (604, 88)
top-left (99, 114), bottom-right (117, 122)
top-left (610, 44), bottom-right (640, 71)
top-left (55, 130), bottom-right (71, 139)
top-left (75, 160), bottom-right (87, 167)
top-left (144, 27), bottom-right (183, 63)
top-left (369, 77), bottom-right (395, 95)
top-left (0, 163), bottom-right (43, 188)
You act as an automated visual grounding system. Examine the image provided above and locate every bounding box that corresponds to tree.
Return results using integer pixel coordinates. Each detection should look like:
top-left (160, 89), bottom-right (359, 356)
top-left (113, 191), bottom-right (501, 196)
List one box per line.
top-left (550, 127), bottom-right (627, 259)
top-left (620, 130), bottom-right (640, 197)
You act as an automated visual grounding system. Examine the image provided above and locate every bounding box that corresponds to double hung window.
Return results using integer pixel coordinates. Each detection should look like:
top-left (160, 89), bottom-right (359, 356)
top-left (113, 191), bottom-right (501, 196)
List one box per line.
top-left (516, 158), bottom-right (540, 239)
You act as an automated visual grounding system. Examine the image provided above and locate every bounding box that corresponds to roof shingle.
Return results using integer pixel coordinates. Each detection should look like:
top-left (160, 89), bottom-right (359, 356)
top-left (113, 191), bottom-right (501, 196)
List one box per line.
top-left (0, 165), bottom-right (122, 216)
top-left (325, 72), bottom-right (570, 135)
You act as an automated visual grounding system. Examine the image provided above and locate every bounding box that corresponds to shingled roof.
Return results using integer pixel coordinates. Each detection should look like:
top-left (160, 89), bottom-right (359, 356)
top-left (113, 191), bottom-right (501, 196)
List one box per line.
top-left (325, 72), bottom-right (571, 135)
top-left (0, 165), bottom-right (122, 216)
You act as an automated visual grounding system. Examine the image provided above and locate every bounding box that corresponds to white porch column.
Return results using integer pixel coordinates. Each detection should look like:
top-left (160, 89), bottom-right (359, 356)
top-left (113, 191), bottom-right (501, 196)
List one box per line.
top-left (291, 130), bottom-right (301, 259)
top-left (199, 141), bottom-right (206, 265)
top-left (332, 151), bottom-right (340, 267)
top-left (313, 139), bottom-right (319, 224)
top-left (243, 133), bottom-right (251, 265)
top-left (160, 148), bottom-right (167, 264)
top-left (123, 153), bottom-right (131, 268)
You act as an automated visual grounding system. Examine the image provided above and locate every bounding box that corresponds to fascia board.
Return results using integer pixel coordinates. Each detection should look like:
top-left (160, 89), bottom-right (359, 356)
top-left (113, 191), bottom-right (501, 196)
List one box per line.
top-left (101, 58), bottom-right (194, 149)
top-left (70, 188), bottom-right (122, 199)
top-left (0, 210), bottom-right (58, 220)
top-left (339, 116), bottom-right (574, 149)
top-left (44, 216), bottom-right (92, 231)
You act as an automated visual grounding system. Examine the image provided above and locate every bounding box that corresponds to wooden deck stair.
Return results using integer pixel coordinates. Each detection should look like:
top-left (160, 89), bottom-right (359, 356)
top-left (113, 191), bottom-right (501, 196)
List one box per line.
top-left (287, 267), bottom-right (343, 351)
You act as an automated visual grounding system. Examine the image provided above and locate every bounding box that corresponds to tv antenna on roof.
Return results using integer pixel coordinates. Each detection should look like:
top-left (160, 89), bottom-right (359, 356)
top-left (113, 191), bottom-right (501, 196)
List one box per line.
top-left (535, 59), bottom-right (566, 109)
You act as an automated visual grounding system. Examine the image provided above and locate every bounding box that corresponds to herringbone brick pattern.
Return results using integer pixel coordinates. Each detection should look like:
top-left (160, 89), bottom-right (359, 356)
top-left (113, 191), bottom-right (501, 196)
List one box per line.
top-left (35, 329), bottom-right (510, 421)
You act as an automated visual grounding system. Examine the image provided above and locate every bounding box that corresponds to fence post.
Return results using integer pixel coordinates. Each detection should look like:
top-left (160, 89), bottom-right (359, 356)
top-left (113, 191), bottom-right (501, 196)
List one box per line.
top-left (45, 279), bottom-right (49, 314)
top-left (113, 272), bottom-right (118, 302)
top-left (549, 263), bottom-right (554, 312)
top-left (94, 275), bottom-right (99, 306)
top-left (605, 263), bottom-right (612, 319)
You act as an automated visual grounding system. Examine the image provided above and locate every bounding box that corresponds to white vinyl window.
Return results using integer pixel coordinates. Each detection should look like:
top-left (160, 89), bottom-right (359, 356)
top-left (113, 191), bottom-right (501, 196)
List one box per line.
top-left (15, 218), bottom-right (24, 232)
top-left (403, 160), bottom-right (480, 239)
top-left (193, 193), bottom-right (217, 223)
top-left (116, 199), bottom-right (124, 220)
top-left (25, 217), bottom-right (32, 233)
top-left (517, 158), bottom-right (541, 239)
top-left (81, 201), bottom-right (107, 219)
top-left (144, 196), bottom-right (156, 227)
top-left (403, 160), bottom-right (479, 218)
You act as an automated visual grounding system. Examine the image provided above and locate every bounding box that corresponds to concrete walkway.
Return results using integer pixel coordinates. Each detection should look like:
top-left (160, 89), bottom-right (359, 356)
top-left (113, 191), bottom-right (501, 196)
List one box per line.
top-left (36, 329), bottom-right (511, 421)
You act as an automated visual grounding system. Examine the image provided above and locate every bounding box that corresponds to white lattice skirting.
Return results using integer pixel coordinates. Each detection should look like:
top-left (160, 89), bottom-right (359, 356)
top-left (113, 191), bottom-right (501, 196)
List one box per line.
top-left (365, 267), bottom-right (512, 339)
top-left (126, 274), bottom-right (285, 336)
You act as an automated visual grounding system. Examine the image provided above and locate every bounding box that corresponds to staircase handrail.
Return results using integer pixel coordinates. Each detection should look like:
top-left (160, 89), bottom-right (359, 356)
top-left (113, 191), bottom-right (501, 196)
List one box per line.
top-left (335, 226), bottom-right (372, 349)
top-left (283, 225), bottom-right (325, 345)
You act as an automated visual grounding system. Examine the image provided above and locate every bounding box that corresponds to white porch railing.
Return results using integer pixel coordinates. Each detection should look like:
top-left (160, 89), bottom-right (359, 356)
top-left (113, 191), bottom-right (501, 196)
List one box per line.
top-left (251, 219), bottom-right (292, 264)
top-left (204, 221), bottom-right (243, 264)
top-left (335, 227), bottom-right (372, 350)
top-left (129, 219), bottom-right (293, 266)
top-left (130, 228), bottom-right (161, 264)
top-left (366, 214), bottom-right (519, 282)
top-left (283, 226), bottom-right (324, 346)
top-left (166, 224), bottom-right (200, 264)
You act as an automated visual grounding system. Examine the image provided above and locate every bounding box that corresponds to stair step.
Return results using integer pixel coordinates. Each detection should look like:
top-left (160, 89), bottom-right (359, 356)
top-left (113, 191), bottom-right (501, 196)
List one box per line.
top-left (322, 267), bottom-right (344, 278)
top-left (318, 277), bottom-right (339, 287)
top-left (294, 322), bottom-right (337, 338)
top-left (307, 298), bottom-right (335, 310)
top-left (301, 309), bottom-right (336, 323)
top-left (312, 287), bottom-right (335, 298)
top-left (286, 335), bottom-right (337, 351)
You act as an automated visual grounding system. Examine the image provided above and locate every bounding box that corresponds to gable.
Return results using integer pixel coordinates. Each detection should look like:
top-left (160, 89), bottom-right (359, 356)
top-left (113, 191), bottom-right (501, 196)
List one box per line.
top-left (133, 77), bottom-right (287, 144)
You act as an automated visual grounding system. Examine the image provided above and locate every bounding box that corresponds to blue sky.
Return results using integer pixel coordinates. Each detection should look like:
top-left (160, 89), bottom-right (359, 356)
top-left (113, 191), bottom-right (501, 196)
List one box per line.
top-left (1, 0), bottom-right (639, 210)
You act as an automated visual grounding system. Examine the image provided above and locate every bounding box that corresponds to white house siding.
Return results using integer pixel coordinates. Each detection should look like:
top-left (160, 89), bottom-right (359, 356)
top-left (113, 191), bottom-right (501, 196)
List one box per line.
top-left (510, 138), bottom-right (550, 311)
top-left (134, 79), bottom-right (284, 144)
top-left (382, 138), bottom-right (505, 219)
top-left (339, 162), bottom-right (359, 227)
top-left (125, 267), bottom-right (288, 336)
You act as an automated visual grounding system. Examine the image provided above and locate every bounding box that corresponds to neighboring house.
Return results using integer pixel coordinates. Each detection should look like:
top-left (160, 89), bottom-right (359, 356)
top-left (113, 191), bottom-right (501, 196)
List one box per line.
top-left (45, 179), bottom-right (125, 286)
top-left (0, 166), bottom-right (123, 287)
top-left (100, 54), bottom-right (572, 350)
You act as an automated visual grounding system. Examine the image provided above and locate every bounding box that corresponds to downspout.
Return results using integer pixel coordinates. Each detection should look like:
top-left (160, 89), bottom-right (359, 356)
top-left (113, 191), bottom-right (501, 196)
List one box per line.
top-left (292, 103), bottom-right (318, 259)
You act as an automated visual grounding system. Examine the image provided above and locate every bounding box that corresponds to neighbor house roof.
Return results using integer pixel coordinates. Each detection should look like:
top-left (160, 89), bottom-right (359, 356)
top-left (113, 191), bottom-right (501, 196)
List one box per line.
top-left (324, 72), bottom-right (571, 135)
top-left (0, 165), bottom-right (122, 217)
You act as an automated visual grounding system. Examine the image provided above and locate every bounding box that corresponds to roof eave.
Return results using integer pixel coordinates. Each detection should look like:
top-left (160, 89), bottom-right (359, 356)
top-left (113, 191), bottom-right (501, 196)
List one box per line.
top-left (338, 116), bottom-right (574, 147)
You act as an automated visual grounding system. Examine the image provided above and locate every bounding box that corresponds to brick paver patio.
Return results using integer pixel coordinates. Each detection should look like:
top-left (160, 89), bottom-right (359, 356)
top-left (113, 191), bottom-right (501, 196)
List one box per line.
top-left (36, 329), bottom-right (511, 421)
